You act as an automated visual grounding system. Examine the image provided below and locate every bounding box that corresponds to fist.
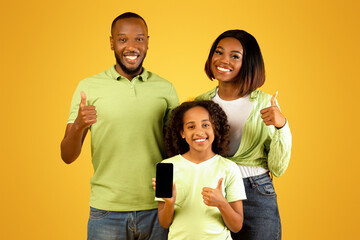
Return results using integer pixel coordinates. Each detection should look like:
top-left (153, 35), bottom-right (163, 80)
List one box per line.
top-left (75, 91), bottom-right (97, 129)
top-left (260, 91), bottom-right (286, 128)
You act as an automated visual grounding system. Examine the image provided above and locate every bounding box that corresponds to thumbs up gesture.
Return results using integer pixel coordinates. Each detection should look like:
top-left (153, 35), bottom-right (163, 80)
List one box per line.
top-left (260, 91), bottom-right (286, 128)
top-left (74, 91), bottom-right (97, 130)
top-left (202, 178), bottom-right (226, 207)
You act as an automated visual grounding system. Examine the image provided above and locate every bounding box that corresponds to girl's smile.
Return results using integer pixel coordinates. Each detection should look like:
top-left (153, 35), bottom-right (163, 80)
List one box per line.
top-left (180, 106), bottom-right (215, 155)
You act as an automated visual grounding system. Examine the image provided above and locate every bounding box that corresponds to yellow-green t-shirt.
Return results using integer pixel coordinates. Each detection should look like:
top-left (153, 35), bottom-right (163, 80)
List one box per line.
top-left (157, 154), bottom-right (246, 240)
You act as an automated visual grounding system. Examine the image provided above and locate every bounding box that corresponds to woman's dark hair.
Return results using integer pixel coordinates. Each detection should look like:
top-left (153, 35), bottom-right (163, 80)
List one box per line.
top-left (205, 30), bottom-right (265, 97)
top-left (165, 100), bottom-right (230, 158)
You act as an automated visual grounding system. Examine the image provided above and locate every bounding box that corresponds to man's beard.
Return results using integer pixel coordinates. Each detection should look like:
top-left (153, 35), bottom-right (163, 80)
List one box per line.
top-left (115, 52), bottom-right (146, 76)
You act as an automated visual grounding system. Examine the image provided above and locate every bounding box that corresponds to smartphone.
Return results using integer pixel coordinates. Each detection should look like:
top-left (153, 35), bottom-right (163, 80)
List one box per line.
top-left (155, 163), bottom-right (173, 198)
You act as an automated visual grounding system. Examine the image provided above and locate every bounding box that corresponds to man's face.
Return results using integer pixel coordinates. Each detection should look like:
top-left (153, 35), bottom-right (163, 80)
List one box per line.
top-left (110, 18), bottom-right (149, 79)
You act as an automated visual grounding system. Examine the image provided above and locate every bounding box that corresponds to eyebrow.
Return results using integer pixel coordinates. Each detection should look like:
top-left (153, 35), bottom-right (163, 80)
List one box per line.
top-left (185, 119), bottom-right (210, 125)
top-left (116, 33), bottom-right (146, 36)
top-left (216, 46), bottom-right (242, 55)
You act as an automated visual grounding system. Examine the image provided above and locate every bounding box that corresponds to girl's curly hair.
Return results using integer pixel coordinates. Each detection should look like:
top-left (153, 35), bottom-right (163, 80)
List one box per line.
top-left (165, 100), bottom-right (230, 158)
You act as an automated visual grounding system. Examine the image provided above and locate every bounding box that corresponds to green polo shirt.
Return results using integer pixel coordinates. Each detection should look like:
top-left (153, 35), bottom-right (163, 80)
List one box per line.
top-left (68, 65), bottom-right (179, 211)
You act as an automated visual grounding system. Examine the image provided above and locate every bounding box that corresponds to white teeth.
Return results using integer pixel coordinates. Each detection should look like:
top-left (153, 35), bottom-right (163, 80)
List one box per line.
top-left (217, 67), bottom-right (230, 72)
top-left (194, 139), bottom-right (206, 142)
top-left (125, 56), bottom-right (137, 60)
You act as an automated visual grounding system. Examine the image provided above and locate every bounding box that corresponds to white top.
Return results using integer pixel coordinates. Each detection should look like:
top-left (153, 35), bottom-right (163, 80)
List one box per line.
top-left (156, 154), bottom-right (246, 240)
top-left (213, 91), bottom-right (268, 178)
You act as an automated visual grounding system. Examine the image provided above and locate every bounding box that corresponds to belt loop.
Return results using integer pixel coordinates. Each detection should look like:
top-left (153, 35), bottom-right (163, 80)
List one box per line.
top-left (248, 176), bottom-right (257, 188)
top-left (269, 171), bottom-right (273, 180)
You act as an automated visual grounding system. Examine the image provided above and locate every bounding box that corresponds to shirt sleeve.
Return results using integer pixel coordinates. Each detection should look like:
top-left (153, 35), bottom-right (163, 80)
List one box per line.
top-left (225, 163), bottom-right (247, 202)
top-left (265, 120), bottom-right (292, 177)
top-left (164, 84), bottom-right (179, 127)
top-left (67, 82), bottom-right (86, 123)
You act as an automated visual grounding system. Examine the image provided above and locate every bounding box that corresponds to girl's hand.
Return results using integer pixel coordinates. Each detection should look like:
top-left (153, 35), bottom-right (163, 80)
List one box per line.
top-left (260, 91), bottom-right (286, 128)
top-left (152, 178), bottom-right (177, 205)
top-left (202, 178), bottom-right (226, 207)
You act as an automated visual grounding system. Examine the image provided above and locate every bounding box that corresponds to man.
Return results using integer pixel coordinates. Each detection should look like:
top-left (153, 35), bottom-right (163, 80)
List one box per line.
top-left (61, 12), bottom-right (179, 240)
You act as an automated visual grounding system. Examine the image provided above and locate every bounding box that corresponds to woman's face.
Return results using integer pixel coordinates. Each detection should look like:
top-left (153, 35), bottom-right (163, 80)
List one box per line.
top-left (210, 37), bottom-right (243, 83)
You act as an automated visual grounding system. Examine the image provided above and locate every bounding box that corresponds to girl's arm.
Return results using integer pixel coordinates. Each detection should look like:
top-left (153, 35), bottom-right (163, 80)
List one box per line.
top-left (157, 200), bottom-right (175, 229)
top-left (153, 178), bottom-right (176, 229)
top-left (202, 178), bottom-right (243, 232)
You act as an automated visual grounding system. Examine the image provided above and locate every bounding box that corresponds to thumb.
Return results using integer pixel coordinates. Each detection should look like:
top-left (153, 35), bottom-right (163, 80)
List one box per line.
top-left (80, 91), bottom-right (87, 107)
top-left (216, 178), bottom-right (223, 190)
top-left (271, 91), bottom-right (278, 106)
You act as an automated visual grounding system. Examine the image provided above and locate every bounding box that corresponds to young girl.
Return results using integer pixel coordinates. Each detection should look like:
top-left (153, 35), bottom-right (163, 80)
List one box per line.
top-left (196, 30), bottom-right (292, 240)
top-left (153, 100), bottom-right (246, 239)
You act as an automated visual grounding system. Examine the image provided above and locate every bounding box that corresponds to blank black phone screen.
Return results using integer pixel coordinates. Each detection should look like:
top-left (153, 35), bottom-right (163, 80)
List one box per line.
top-left (155, 163), bottom-right (173, 198)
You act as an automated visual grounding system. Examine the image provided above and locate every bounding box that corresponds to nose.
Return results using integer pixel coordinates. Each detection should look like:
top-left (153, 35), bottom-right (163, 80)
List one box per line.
top-left (194, 128), bottom-right (206, 137)
top-left (219, 54), bottom-right (230, 64)
top-left (126, 40), bottom-right (137, 51)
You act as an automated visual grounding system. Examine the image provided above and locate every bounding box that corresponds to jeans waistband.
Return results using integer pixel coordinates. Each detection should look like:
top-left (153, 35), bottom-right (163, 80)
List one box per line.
top-left (243, 172), bottom-right (272, 188)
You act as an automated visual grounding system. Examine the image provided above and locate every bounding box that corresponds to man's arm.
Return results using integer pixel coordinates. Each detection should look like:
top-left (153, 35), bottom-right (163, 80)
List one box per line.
top-left (60, 91), bottom-right (97, 164)
top-left (60, 123), bottom-right (88, 164)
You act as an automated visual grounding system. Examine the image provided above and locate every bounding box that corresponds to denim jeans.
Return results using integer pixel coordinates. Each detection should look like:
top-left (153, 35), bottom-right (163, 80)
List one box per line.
top-left (87, 208), bottom-right (168, 240)
top-left (231, 172), bottom-right (282, 240)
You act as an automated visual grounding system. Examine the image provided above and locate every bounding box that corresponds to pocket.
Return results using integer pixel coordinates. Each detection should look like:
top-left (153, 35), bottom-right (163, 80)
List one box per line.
top-left (255, 182), bottom-right (276, 196)
top-left (89, 207), bottom-right (110, 220)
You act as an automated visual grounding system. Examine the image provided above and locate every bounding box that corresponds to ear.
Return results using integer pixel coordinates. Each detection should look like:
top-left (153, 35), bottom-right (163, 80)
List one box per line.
top-left (110, 36), bottom-right (114, 50)
top-left (146, 35), bottom-right (149, 50)
top-left (180, 130), bottom-right (184, 139)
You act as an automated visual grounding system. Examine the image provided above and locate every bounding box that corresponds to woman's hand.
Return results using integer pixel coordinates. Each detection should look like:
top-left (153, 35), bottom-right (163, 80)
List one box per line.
top-left (260, 91), bottom-right (286, 128)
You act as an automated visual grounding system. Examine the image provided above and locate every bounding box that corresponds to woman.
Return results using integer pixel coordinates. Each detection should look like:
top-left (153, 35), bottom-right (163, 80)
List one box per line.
top-left (196, 30), bottom-right (292, 240)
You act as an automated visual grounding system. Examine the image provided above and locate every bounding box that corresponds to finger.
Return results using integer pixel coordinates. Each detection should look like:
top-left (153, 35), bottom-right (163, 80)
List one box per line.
top-left (201, 191), bottom-right (208, 197)
top-left (271, 91), bottom-right (278, 107)
top-left (216, 178), bottom-right (223, 190)
top-left (80, 91), bottom-right (87, 107)
top-left (263, 119), bottom-right (273, 126)
top-left (261, 114), bottom-right (273, 122)
top-left (260, 108), bottom-right (268, 114)
top-left (202, 187), bottom-right (212, 192)
top-left (260, 106), bottom-right (273, 114)
top-left (83, 105), bottom-right (96, 110)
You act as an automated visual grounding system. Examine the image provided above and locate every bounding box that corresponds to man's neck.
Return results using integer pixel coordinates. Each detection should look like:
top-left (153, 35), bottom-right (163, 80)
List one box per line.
top-left (115, 65), bottom-right (142, 81)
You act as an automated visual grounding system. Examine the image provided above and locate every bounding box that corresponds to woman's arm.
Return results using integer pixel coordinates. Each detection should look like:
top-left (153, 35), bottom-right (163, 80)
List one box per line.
top-left (260, 92), bottom-right (292, 177)
top-left (266, 122), bottom-right (292, 177)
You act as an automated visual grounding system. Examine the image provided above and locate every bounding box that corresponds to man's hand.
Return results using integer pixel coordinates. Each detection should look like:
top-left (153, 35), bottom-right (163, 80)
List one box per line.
top-left (260, 91), bottom-right (286, 128)
top-left (74, 91), bottom-right (97, 130)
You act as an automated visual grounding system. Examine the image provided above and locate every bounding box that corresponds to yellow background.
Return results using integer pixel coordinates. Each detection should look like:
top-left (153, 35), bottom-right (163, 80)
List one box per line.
top-left (1, 0), bottom-right (359, 239)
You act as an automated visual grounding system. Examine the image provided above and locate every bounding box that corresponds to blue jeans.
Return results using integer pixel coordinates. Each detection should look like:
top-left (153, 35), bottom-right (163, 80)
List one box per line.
top-left (231, 172), bottom-right (282, 240)
top-left (87, 208), bottom-right (168, 240)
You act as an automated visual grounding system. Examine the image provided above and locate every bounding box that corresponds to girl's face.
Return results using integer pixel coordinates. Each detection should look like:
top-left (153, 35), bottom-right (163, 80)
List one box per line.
top-left (210, 37), bottom-right (243, 83)
top-left (180, 106), bottom-right (215, 155)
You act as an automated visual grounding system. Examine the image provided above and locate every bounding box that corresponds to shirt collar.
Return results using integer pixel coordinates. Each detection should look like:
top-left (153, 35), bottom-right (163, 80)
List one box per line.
top-left (211, 87), bottom-right (259, 102)
top-left (109, 65), bottom-right (149, 82)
